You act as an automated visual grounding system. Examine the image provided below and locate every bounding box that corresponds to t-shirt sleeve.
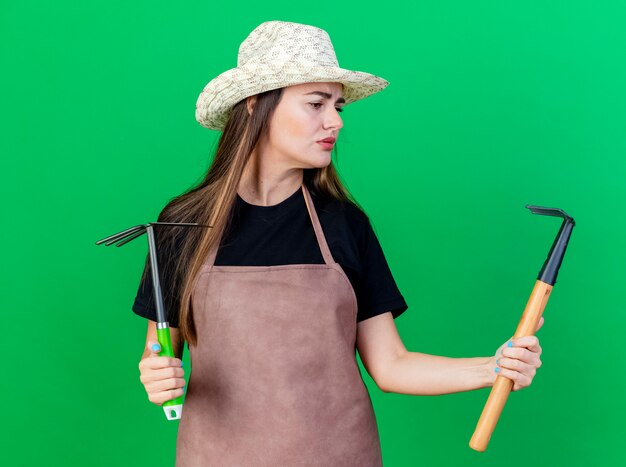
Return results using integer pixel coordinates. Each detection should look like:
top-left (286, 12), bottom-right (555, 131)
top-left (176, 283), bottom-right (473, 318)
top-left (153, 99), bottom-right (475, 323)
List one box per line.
top-left (132, 261), bottom-right (158, 323)
top-left (132, 260), bottom-right (182, 328)
top-left (354, 216), bottom-right (408, 323)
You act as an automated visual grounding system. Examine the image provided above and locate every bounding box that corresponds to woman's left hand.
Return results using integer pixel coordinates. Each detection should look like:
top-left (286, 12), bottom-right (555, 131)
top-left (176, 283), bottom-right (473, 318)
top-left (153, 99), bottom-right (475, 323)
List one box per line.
top-left (488, 316), bottom-right (544, 391)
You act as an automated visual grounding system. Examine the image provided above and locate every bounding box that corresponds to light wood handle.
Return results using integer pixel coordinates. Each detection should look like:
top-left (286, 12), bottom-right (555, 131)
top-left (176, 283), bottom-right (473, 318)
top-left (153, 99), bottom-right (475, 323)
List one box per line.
top-left (469, 279), bottom-right (552, 451)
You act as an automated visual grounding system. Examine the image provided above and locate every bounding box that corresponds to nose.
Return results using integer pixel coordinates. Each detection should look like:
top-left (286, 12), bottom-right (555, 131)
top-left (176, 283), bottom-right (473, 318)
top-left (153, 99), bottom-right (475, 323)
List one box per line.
top-left (323, 107), bottom-right (343, 131)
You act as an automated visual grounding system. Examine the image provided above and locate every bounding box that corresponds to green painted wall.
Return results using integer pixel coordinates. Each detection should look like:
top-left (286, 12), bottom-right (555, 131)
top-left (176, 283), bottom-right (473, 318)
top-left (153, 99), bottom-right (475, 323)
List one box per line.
top-left (3, 1), bottom-right (624, 465)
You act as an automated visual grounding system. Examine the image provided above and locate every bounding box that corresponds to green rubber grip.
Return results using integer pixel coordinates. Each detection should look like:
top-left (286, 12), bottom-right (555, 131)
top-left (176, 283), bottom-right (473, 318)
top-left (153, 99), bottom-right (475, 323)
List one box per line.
top-left (157, 327), bottom-right (184, 408)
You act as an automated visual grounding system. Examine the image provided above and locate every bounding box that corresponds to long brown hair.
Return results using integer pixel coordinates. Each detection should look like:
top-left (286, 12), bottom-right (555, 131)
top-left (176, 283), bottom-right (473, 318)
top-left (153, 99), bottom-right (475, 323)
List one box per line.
top-left (142, 86), bottom-right (363, 345)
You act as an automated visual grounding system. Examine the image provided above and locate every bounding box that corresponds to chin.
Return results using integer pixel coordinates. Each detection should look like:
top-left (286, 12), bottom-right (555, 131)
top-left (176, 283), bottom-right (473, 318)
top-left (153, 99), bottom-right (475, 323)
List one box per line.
top-left (307, 153), bottom-right (333, 169)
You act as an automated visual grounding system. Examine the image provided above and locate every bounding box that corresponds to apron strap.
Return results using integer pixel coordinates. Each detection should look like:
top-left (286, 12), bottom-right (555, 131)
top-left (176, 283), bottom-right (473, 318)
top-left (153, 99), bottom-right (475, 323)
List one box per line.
top-left (205, 227), bottom-right (221, 268)
top-left (302, 184), bottom-right (334, 265)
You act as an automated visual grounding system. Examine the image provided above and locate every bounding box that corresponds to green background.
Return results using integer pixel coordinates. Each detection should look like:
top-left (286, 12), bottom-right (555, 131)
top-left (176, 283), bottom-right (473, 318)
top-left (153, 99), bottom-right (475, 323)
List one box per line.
top-left (2, 1), bottom-right (624, 465)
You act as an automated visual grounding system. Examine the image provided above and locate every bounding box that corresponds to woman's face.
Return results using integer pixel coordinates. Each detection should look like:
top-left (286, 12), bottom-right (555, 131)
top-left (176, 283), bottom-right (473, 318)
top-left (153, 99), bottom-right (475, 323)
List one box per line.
top-left (258, 81), bottom-right (345, 170)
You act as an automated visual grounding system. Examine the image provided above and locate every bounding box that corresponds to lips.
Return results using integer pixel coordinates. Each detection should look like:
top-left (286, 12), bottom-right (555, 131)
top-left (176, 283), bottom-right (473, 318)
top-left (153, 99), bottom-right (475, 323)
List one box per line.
top-left (318, 137), bottom-right (336, 143)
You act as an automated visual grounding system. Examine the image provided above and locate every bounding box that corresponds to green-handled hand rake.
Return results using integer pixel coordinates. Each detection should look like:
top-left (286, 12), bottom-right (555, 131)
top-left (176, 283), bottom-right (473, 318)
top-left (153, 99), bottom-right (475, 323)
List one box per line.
top-left (96, 222), bottom-right (211, 420)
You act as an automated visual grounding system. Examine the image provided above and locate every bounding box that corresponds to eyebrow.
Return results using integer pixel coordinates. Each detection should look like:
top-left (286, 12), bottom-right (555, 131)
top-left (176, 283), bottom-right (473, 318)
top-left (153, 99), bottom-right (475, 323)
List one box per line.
top-left (304, 91), bottom-right (346, 104)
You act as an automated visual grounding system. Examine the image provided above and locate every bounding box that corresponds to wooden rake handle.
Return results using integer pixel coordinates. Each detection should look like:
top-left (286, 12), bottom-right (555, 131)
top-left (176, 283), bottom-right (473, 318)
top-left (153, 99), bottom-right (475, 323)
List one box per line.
top-left (469, 279), bottom-right (552, 451)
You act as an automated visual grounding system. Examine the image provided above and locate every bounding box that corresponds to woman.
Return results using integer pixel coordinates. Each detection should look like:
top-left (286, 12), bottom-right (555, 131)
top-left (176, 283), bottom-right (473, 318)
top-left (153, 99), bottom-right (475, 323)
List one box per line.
top-left (133, 21), bottom-right (543, 466)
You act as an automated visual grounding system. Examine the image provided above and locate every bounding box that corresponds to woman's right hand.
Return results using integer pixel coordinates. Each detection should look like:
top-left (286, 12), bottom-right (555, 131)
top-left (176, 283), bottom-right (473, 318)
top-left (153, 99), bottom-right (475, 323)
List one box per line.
top-left (138, 340), bottom-right (186, 406)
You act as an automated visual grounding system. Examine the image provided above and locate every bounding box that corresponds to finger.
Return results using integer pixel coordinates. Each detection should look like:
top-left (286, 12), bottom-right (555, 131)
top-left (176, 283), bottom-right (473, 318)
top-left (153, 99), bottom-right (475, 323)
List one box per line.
top-left (510, 335), bottom-right (542, 354)
top-left (147, 340), bottom-right (162, 356)
top-left (149, 387), bottom-right (186, 406)
top-left (495, 366), bottom-right (533, 392)
top-left (535, 316), bottom-right (545, 333)
top-left (496, 337), bottom-right (514, 356)
top-left (498, 356), bottom-right (537, 378)
top-left (139, 366), bottom-right (185, 384)
top-left (502, 345), bottom-right (542, 367)
top-left (139, 355), bottom-right (183, 371)
top-left (145, 376), bottom-right (187, 393)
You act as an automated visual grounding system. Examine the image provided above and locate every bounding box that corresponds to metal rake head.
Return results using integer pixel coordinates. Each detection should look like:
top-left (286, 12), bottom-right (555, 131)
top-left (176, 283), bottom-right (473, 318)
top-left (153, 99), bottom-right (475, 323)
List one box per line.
top-left (95, 221), bottom-right (213, 324)
top-left (95, 222), bottom-right (212, 247)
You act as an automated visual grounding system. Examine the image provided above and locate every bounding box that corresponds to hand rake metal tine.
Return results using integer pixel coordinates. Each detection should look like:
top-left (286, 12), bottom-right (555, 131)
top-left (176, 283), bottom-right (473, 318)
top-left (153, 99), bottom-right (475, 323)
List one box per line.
top-left (115, 227), bottom-right (148, 247)
top-left (95, 224), bottom-right (147, 246)
top-left (151, 222), bottom-right (213, 228)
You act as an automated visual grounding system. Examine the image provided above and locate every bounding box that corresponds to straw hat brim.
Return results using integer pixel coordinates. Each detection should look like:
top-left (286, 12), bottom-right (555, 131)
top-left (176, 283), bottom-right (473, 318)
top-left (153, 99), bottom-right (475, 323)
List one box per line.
top-left (195, 62), bottom-right (389, 131)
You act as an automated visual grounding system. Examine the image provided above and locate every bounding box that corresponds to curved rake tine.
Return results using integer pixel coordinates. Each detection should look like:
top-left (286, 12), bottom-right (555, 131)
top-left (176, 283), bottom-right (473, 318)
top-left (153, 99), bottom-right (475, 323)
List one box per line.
top-left (525, 205), bottom-right (574, 222)
top-left (103, 225), bottom-right (146, 246)
top-left (152, 222), bottom-right (214, 229)
top-left (115, 227), bottom-right (148, 247)
top-left (95, 225), bottom-right (146, 245)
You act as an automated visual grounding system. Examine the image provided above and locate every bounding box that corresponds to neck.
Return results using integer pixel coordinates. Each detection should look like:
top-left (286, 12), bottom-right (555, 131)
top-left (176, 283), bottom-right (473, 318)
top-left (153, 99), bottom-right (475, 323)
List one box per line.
top-left (238, 148), bottom-right (304, 206)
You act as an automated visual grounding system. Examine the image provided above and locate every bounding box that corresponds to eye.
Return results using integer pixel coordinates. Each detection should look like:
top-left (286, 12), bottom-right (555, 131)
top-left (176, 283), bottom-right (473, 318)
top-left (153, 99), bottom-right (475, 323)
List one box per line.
top-left (309, 102), bottom-right (344, 113)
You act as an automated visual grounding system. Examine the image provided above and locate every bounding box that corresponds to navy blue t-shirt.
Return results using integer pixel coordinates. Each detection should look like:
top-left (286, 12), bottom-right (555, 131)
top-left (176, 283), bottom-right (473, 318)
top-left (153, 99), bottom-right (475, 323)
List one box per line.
top-left (132, 186), bottom-right (408, 326)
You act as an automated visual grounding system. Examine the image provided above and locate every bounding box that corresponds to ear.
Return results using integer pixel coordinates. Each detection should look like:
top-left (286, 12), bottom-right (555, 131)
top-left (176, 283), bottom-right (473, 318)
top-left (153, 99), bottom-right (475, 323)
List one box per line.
top-left (246, 95), bottom-right (257, 116)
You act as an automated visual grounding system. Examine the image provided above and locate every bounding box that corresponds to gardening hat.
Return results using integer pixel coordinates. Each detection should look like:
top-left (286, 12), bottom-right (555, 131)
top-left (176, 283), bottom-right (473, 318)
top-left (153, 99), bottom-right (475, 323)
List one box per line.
top-left (195, 20), bottom-right (389, 131)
